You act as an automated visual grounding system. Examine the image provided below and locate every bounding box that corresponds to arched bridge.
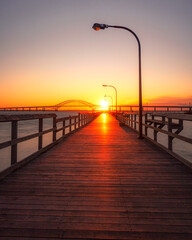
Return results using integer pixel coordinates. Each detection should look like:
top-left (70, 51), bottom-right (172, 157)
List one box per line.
top-left (55, 99), bottom-right (98, 110)
top-left (0, 100), bottom-right (99, 111)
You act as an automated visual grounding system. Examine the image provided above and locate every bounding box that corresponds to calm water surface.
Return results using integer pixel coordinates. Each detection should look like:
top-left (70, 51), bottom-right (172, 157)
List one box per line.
top-left (0, 111), bottom-right (85, 171)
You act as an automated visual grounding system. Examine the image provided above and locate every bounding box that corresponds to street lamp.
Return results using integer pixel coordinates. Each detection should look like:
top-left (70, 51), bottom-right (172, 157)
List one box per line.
top-left (92, 23), bottom-right (143, 138)
top-left (104, 94), bottom-right (113, 111)
top-left (102, 84), bottom-right (117, 114)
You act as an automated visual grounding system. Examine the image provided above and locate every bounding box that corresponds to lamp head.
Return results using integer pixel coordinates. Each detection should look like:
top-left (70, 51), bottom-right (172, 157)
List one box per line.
top-left (102, 84), bottom-right (107, 87)
top-left (92, 23), bottom-right (108, 31)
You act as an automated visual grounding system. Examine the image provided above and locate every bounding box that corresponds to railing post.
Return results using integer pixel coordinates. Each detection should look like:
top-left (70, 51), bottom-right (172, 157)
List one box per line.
top-left (168, 117), bottom-right (173, 151)
top-left (63, 120), bottom-right (65, 136)
top-left (131, 114), bottom-right (133, 128)
top-left (75, 116), bottom-right (77, 130)
top-left (53, 116), bottom-right (56, 142)
top-left (128, 114), bottom-right (130, 126)
top-left (69, 116), bottom-right (72, 132)
top-left (134, 114), bottom-right (136, 130)
top-left (38, 118), bottom-right (43, 150)
top-left (162, 116), bottom-right (165, 124)
top-left (145, 113), bottom-right (148, 136)
top-left (154, 122), bottom-right (157, 142)
top-left (78, 113), bottom-right (80, 128)
top-left (152, 115), bottom-right (157, 142)
top-left (11, 120), bottom-right (18, 165)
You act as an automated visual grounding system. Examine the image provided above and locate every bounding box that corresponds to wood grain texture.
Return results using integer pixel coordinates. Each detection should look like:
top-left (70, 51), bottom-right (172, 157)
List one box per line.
top-left (0, 113), bottom-right (192, 239)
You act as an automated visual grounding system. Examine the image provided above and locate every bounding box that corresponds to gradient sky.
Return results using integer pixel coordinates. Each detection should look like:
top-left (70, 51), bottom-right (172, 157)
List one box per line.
top-left (0, 0), bottom-right (192, 107)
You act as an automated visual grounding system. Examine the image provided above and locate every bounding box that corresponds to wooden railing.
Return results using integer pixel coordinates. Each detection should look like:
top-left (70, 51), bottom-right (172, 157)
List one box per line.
top-left (117, 112), bottom-right (192, 168)
top-left (116, 105), bottom-right (192, 113)
top-left (0, 112), bottom-right (99, 178)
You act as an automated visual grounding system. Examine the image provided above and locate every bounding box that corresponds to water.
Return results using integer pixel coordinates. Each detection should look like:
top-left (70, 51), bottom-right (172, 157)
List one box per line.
top-left (134, 115), bottom-right (192, 163)
top-left (0, 110), bottom-right (87, 172)
top-left (146, 119), bottom-right (192, 162)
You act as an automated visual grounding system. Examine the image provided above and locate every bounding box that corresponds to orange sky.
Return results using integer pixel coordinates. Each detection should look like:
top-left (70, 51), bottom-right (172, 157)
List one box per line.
top-left (1, 0), bottom-right (192, 107)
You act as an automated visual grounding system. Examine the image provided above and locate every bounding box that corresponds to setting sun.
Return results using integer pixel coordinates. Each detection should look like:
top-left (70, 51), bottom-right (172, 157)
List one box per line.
top-left (99, 100), bottom-right (110, 110)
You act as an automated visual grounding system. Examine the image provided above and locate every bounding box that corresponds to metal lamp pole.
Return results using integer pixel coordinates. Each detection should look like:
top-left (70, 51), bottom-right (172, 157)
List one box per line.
top-left (104, 94), bottom-right (113, 111)
top-left (102, 84), bottom-right (117, 114)
top-left (93, 23), bottom-right (143, 138)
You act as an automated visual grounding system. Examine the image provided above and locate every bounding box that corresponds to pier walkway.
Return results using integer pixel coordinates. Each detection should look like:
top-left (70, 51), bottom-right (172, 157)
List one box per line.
top-left (0, 113), bottom-right (192, 239)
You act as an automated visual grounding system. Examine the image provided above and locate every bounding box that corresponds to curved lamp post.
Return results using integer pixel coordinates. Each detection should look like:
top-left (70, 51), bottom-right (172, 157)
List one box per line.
top-left (92, 23), bottom-right (143, 138)
top-left (102, 84), bottom-right (117, 114)
top-left (104, 94), bottom-right (113, 111)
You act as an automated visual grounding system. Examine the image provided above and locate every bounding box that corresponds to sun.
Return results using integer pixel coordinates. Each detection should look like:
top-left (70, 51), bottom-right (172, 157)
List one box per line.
top-left (99, 100), bottom-right (109, 110)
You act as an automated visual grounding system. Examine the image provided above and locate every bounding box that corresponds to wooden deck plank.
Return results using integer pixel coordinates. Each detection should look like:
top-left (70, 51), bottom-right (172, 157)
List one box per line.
top-left (0, 113), bottom-right (192, 239)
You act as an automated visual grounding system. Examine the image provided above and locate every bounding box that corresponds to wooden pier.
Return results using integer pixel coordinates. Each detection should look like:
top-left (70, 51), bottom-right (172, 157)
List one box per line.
top-left (0, 113), bottom-right (192, 239)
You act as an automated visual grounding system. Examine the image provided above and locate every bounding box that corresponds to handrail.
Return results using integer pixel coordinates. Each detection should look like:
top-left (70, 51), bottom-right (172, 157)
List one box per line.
top-left (116, 105), bottom-right (192, 113)
top-left (0, 128), bottom-right (54, 150)
top-left (116, 112), bottom-right (192, 168)
top-left (0, 112), bottom-right (100, 179)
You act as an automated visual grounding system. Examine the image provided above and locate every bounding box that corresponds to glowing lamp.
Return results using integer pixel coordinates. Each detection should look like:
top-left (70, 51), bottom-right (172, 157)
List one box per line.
top-left (92, 23), bottom-right (108, 31)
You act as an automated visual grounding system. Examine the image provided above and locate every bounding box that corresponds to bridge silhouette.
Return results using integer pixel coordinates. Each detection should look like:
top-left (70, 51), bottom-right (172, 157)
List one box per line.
top-left (1, 100), bottom-right (191, 112)
top-left (55, 99), bottom-right (99, 110)
top-left (0, 99), bottom-right (101, 111)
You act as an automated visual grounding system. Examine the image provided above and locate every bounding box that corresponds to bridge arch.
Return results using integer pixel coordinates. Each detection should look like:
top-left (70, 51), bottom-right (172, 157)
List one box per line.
top-left (55, 100), bottom-right (98, 110)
